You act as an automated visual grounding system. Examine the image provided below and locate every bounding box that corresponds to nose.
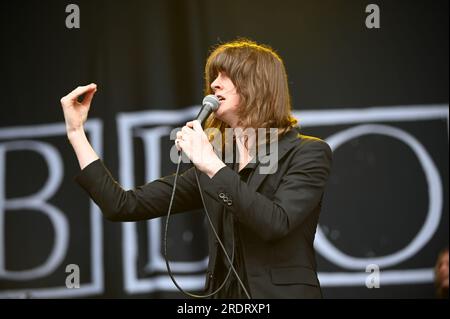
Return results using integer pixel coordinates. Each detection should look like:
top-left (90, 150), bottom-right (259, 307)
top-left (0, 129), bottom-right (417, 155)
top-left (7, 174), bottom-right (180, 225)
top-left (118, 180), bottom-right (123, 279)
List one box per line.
top-left (210, 75), bottom-right (222, 92)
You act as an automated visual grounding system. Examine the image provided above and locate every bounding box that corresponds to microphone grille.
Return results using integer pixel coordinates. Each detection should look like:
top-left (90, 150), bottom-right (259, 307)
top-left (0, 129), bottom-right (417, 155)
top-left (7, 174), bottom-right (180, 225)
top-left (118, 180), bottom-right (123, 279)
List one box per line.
top-left (202, 95), bottom-right (220, 111)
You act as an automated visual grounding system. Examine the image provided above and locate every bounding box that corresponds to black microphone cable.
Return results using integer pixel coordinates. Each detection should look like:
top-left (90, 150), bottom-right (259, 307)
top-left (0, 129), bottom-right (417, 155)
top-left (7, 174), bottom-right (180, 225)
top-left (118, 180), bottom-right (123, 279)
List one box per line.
top-left (163, 150), bottom-right (251, 299)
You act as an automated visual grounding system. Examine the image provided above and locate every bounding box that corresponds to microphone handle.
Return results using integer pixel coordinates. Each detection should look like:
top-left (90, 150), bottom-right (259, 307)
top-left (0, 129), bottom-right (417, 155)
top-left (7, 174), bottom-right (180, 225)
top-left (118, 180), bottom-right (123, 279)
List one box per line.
top-left (196, 105), bottom-right (213, 128)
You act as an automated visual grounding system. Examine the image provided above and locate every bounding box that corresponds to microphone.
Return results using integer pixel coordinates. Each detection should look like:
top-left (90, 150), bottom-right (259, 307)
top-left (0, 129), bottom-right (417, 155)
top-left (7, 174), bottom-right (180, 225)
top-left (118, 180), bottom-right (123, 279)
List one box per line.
top-left (196, 95), bottom-right (220, 128)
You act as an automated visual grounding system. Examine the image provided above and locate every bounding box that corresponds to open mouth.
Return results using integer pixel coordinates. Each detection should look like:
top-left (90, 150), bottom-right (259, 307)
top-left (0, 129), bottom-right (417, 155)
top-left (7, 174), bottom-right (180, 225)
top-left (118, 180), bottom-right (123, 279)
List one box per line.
top-left (216, 95), bottom-right (225, 102)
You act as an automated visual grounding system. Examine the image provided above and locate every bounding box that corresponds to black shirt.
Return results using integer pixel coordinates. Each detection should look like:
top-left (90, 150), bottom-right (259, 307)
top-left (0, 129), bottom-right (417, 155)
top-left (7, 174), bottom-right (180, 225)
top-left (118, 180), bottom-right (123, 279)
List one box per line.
top-left (212, 159), bottom-right (256, 299)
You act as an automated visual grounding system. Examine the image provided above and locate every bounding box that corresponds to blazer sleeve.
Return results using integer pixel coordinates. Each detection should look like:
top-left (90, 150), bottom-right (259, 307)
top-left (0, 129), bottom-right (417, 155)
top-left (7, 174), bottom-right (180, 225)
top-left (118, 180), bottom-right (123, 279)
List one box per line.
top-left (75, 159), bottom-right (202, 221)
top-left (200, 139), bottom-right (332, 242)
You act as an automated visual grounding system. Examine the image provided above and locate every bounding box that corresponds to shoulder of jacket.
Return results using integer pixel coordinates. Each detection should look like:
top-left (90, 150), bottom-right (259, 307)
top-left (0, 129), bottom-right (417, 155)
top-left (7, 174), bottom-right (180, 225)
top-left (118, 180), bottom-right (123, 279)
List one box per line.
top-left (296, 134), bottom-right (330, 149)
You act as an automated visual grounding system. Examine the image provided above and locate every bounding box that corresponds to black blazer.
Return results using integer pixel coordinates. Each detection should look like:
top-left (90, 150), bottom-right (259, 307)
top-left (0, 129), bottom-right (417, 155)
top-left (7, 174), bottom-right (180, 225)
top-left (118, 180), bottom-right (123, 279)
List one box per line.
top-left (76, 127), bottom-right (333, 298)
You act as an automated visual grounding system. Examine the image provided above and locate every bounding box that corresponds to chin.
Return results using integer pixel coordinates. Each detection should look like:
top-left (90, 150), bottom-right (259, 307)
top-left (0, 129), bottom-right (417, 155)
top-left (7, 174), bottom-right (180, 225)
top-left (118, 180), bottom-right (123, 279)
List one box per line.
top-left (214, 109), bottom-right (225, 121)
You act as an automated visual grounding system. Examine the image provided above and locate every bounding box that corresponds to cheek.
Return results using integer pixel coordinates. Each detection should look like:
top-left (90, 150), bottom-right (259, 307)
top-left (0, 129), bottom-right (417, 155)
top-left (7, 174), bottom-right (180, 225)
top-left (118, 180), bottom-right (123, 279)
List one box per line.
top-left (229, 95), bottom-right (241, 110)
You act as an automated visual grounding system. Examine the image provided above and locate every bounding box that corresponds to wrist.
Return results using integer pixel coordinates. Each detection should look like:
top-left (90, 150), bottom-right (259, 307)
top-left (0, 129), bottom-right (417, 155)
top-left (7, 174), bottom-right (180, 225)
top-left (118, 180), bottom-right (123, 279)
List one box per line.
top-left (205, 158), bottom-right (226, 179)
top-left (67, 128), bottom-right (86, 143)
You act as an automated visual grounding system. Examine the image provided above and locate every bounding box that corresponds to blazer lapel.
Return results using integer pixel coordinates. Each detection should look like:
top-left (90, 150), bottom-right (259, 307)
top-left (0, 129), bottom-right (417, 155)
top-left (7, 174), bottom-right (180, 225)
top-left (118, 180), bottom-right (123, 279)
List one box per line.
top-left (248, 128), bottom-right (300, 192)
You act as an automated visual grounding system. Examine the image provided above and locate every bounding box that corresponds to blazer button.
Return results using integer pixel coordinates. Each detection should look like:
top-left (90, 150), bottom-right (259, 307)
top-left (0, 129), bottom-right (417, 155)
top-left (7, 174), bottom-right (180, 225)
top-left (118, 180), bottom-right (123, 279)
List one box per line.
top-left (226, 200), bottom-right (233, 206)
top-left (218, 192), bottom-right (225, 199)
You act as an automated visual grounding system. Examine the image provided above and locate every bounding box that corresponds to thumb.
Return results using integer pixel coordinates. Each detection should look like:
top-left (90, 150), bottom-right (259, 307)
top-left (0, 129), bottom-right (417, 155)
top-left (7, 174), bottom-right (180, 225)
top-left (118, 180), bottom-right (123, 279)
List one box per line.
top-left (192, 120), bottom-right (204, 132)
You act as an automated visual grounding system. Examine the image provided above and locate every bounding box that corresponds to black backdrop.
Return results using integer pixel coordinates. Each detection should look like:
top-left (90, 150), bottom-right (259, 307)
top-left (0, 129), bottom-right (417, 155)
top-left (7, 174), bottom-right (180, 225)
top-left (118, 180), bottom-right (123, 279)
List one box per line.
top-left (0, 0), bottom-right (448, 298)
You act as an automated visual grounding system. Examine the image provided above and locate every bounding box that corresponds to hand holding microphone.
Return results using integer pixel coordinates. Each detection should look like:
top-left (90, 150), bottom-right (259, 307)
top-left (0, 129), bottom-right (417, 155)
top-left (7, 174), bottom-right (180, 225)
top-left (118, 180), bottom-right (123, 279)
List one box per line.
top-left (175, 94), bottom-right (219, 151)
top-left (176, 95), bottom-right (225, 178)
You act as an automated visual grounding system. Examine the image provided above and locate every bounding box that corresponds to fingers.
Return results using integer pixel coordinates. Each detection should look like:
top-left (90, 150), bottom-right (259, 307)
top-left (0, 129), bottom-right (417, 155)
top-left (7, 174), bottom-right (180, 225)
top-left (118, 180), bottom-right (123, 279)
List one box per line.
top-left (175, 137), bottom-right (188, 152)
top-left (66, 83), bottom-right (97, 102)
top-left (176, 121), bottom-right (204, 151)
top-left (176, 125), bottom-right (194, 150)
top-left (175, 139), bottom-right (182, 151)
top-left (181, 125), bottom-right (192, 135)
top-left (185, 120), bottom-right (202, 132)
top-left (81, 86), bottom-right (97, 106)
top-left (175, 130), bottom-right (184, 151)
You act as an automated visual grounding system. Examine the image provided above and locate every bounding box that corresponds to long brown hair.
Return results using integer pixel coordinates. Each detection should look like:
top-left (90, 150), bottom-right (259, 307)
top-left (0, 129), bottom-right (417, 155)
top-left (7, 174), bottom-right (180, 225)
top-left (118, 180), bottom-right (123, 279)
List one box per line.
top-left (204, 38), bottom-right (298, 141)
